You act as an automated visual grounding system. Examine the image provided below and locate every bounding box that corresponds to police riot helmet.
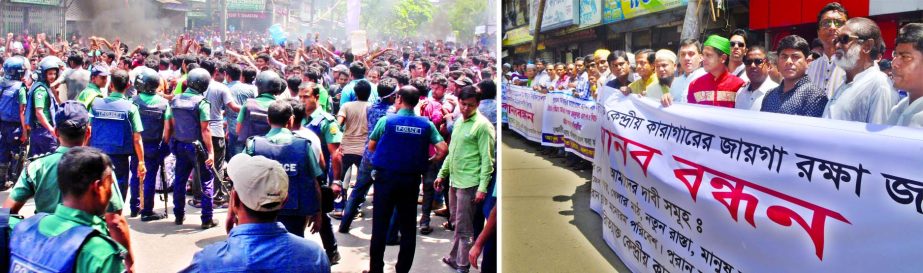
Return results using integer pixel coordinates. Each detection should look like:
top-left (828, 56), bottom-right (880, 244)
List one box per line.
top-left (186, 68), bottom-right (211, 93)
top-left (2, 56), bottom-right (27, 81)
top-left (134, 67), bottom-right (161, 94)
top-left (255, 70), bottom-right (284, 95)
top-left (36, 55), bottom-right (64, 83)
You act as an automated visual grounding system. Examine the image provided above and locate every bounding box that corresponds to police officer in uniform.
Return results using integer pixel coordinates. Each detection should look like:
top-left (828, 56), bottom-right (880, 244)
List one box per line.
top-left (365, 86), bottom-right (448, 273)
top-left (2, 101), bottom-right (135, 271)
top-left (169, 68), bottom-right (218, 229)
top-left (25, 56), bottom-right (64, 157)
top-left (9, 147), bottom-right (127, 273)
top-left (0, 56), bottom-right (28, 187)
top-left (243, 100), bottom-right (324, 237)
top-left (300, 83), bottom-right (344, 263)
top-left (236, 71), bottom-right (282, 144)
top-left (132, 67), bottom-right (171, 221)
top-left (88, 69), bottom-right (146, 216)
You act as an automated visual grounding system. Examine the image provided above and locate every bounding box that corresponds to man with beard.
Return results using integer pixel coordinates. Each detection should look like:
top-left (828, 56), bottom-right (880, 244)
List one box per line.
top-left (736, 46), bottom-right (778, 111)
top-left (888, 23), bottom-right (923, 128)
top-left (646, 49), bottom-right (677, 100)
top-left (822, 17), bottom-right (898, 124)
top-left (663, 39), bottom-right (707, 105)
top-left (760, 35), bottom-right (829, 117)
top-left (807, 2), bottom-right (849, 98)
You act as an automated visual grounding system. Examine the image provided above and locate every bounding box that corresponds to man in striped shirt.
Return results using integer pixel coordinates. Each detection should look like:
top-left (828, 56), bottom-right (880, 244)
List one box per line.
top-left (806, 2), bottom-right (849, 98)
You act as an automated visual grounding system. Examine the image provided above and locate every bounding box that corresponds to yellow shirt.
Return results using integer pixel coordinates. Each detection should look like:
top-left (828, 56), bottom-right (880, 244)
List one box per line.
top-left (628, 76), bottom-right (658, 96)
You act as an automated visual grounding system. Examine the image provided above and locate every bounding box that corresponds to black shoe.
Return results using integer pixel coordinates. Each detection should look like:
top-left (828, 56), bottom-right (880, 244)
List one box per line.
top-left (141, 213), bottom-right (167, 222)
top-left (420, 225), bottom-right (433, 235)
top-left (201, 219), bottom-right (219, 229)
top-left (130, 211), bottom-right (139, 218)
top-left (175, 215), bottom-right (184, 225)
top-left (386, 237), bottom-right (400, 245)
top-left (337, 226), bottom-right (350, 234)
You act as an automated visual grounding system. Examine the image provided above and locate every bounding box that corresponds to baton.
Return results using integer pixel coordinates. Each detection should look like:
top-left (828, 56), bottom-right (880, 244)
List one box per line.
top-left (160, 151), bottom-right (169, 217)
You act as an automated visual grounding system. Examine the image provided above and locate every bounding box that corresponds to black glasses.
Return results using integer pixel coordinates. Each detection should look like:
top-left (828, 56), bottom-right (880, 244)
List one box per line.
top-left (742, 58), bottom-right (765, 66)
top-left (836, 34), bottom-right (865, 45)
top-left (820, 19), bottom-right (846, 29)
top-left (731, 41), bottom-right (746, 48)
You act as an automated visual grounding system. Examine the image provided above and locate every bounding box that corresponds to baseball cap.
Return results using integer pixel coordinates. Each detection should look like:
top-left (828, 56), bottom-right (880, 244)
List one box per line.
top-left (453, 76), bottom-right (474, 87)
top-left (54, 101), bottom-right (89, 129)
top-left (226, 153), bottom-right (289, 212)
top-left (90, 65), bottom-right (110, 77)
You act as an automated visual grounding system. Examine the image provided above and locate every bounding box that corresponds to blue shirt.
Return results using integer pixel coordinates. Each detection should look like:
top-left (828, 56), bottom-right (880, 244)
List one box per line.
top-left (363, 101), bottom-right (393, 159)
top-left (760, 75), bottom-right (828, 118)
top-left (478, 99), bottom-right (497, 126)
top-left (181, 222), bottom-right (330, 273)
top-left (339, 78), bottom-right (378, 106)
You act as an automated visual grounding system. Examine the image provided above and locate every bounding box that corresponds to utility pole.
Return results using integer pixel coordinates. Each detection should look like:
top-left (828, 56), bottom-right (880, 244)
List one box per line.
top-left (529, 0), bottom-right (546, 61)
top-left (680, 0), bottom-right (706, 41)
top-left (220, 0), bottom-right (228, 42)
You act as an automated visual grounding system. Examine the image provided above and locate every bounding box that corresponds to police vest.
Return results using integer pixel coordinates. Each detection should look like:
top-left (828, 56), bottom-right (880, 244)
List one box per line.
top-left (0, 81), bottom-right (23, 123)
top-left (9, 213), bottom-right (120, 273)
top-left (133, 95), bottom-right (168, 142)
top-left (0, 208), bottom-right (12, 272)
top-left (24, 83), bottom-right (59, 127)
top-left (307, 112), bottom-right (336, 163)
top-left (90, 97), bottom-right (135, 155)
top-left (171, 94), bottom-right (205, 143)
top-left (250, 136), bottom-right (320, 216)
top-left (237, 99), bottom-right (270, 142)
top-left (370, 115), bottom-right (431, 174)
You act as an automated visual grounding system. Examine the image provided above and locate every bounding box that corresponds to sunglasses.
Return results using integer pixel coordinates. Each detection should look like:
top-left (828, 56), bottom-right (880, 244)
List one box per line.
top-left (836, 34), bottom-right (864, 45)
top-left (820, 19), bottom-right (846, 29)
top-left (742, 58), bottom-right (765, 66)
top-left (731, 41), bottom-right (746, 48)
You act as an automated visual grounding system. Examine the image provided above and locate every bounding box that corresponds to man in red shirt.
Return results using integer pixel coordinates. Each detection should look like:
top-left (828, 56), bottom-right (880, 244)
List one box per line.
top-left (685, 35), bottom-right (746, 108)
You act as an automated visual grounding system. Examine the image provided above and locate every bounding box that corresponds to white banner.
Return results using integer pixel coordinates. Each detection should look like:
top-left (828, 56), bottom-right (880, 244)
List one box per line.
top-left (504, 85), bottom-right (545, 142)
top-left (557, 92), bottom-right (600, 161)
top-left (590, 86), bottom-right (923, 273)
top-left (541, 91), bottom-right (568, 147)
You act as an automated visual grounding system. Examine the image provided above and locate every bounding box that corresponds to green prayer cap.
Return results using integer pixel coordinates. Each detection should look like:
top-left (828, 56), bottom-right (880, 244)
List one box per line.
top-left (704, 35), bottom-right (731, 56)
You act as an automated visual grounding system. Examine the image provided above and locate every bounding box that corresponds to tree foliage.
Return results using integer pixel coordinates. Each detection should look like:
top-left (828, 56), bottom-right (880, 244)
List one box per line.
top-left (446, 0), bottom-right (488, 42)
top-left (360, 0), bottom-right (434, 39)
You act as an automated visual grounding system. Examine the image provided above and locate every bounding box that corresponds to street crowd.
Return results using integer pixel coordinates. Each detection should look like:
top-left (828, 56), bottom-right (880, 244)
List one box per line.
top-left (0, 26), bottom-right (497, 273)
top-left (504, 2), bottom-right (923, 137)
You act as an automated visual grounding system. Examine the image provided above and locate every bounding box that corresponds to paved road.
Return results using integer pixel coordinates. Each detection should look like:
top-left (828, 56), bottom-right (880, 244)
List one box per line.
top-left (501, 128), bottom-right (629, 273)
top-left (1, 172), bottom-right (462, 273)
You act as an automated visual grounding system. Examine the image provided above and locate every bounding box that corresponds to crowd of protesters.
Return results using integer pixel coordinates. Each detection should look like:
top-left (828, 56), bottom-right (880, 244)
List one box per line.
top-left (0, 25), bottom-right (498, 273)
top-left (504, 2), bottom-right (921, 131)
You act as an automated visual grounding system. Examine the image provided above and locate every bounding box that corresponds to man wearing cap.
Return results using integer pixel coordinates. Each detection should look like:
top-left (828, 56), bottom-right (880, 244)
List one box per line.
top-left (244, 100), bottom-right (324, 238)
top-left (182, 153), bottom-right (330, 273)
top-left (9, 147), bottom-right (128, 273)
top-left (366, 86), bottom-right (447, 273)
top-left (888, 23), bottom-right (923, 128)
top-left (684, 35), bottom-right (746, 108)
top-left (3, 101), bottom-right (135, 271)
top-left (169, 68), bottom-right (218, 229)
top-left (75, 64), bottom-right (109, 109)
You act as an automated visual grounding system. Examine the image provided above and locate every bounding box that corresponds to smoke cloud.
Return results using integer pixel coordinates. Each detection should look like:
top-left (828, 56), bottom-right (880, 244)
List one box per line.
top-left (74, 0), bottom-right (181, 46)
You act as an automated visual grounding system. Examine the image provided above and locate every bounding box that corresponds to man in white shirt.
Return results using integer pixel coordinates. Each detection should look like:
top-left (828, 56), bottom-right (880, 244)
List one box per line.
top-left (806, 2), bottom-right (849, 98)
top-left (736, 46), bottom-right (778, 111)
top-left (664, 38), bottom-right (707, 105)
top-left (887, 23), bottom-right (923, 128)
top-left (823, 17), bottom-right (898, 124)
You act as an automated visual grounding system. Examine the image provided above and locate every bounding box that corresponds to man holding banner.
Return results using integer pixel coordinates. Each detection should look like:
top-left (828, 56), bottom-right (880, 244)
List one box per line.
top-left (760, 35), bottom-right (829, 117)
top-left (683, 35), bottom-right (745, 108)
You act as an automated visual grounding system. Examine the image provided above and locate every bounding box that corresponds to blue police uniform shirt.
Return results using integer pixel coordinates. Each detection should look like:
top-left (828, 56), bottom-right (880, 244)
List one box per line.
top-left (181, 222), bottom-right (330, 273)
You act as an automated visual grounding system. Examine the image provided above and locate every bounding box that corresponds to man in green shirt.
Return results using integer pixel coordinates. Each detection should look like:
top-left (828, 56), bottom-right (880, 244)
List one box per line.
top-left (3, 101), bottom-right (135, 272)
top-left (75, 65), bottom-right (108, 109)
top-left (9, 147), bottom-right (127, 273)
top-left (88, 69), bottom-right (146, 217)
top-left (434, 87), bottom-right (496, 273)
